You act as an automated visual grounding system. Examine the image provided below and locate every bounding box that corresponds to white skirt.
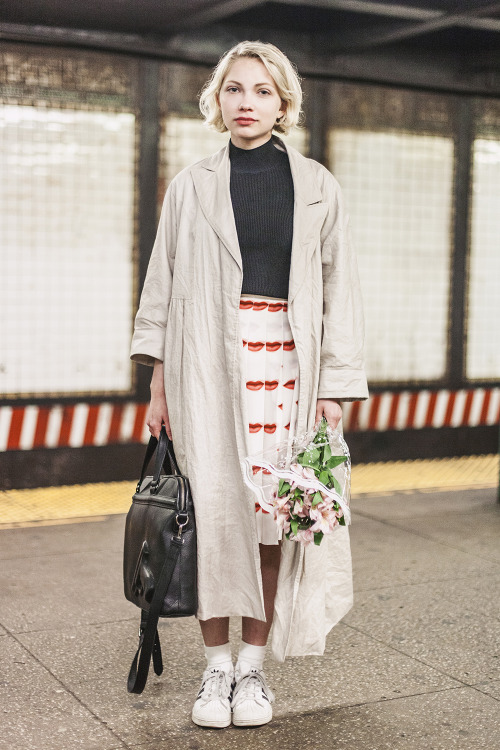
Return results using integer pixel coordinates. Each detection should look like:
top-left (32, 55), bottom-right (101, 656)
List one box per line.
top-left (239, 294), bottom-right (300, 545)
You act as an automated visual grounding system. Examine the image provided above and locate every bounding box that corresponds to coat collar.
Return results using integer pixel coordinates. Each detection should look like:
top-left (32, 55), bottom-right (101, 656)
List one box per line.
top-left (190, 136), bottom-right (327, 303)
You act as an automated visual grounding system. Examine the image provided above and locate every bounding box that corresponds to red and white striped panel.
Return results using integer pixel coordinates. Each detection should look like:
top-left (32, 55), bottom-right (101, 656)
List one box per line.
top-left (342, 388), bottom-right (500, 432)
top-left (0, 402), bottom-right (150, 452)
top-left (0, 388), bottom-right (499, 450)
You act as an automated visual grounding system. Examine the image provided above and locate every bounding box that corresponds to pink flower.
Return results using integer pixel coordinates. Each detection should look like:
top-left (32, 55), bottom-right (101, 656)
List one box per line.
top-left (273, 505), bottom-right (291, 534)
top-left (273, 493), bottom-right (290, 512)
top-left (296, 528), bottom-right (315, 545)
top-left (310, 502), bottom-right (339, 535)
top-left (293, 500), bottom-right (309, 518)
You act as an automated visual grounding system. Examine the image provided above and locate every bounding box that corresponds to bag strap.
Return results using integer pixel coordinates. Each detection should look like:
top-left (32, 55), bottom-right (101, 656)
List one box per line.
top-left (127, 534), bottom-right (183, 694)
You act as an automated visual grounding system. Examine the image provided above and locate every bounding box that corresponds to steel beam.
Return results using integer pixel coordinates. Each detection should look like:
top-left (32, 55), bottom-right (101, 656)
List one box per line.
top-left (448, 98), bottom-right (473, 390)
top-left (321, 1), bottom-right (500, 53)
top-left (164, 0), bottom-right (266, 32)
top-left (1, 22), bottom-right (500, 96)
top-left (281, 0), bottom-right (500, 32)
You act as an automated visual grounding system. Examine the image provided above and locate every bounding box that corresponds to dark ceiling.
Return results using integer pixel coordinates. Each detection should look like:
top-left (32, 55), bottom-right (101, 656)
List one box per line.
top-left (1, 1), bottom-right (500, 94)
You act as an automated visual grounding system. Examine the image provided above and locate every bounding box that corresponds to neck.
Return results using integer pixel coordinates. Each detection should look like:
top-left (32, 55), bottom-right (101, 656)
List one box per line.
top-left (229, 134), bottom-right (273, 150)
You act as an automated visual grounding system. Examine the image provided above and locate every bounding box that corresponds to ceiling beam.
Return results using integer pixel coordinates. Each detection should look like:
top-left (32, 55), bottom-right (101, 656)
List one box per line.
top-left (281, 0), bottom-right (500, 33)
top-left (319, 1), bottom-right (500, 53)
top-left (1, 22), bottom-right (500, 97)
top-left (163, 0), bottom-right (266, 33)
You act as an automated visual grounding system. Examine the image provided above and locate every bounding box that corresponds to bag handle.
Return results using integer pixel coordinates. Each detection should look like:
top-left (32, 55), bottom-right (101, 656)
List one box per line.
top-left (135, 426), bottom-right (180, 493)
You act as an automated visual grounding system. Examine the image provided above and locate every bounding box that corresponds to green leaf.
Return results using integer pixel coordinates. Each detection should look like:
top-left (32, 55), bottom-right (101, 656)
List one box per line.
top-left (312, 491), bottom-right (323, 507)
top-left (290, 518), bottom-right (299, 537)
top-left (319, 470), bottom-right (331, 486)
top-left (278, 479), bottom-right (290, 497)
top-left (331, 476), bottom-right (342, 495)
top-left (322, 443), bottom-right (332, 463)
top-left (298, 447), bottom-right (320, 467)
top-left (326, 455), bottom-right (348, 469)
top-left (314, 531), bottom-right (324, 546)
top-left (339, 515), bottom-right (346, 526)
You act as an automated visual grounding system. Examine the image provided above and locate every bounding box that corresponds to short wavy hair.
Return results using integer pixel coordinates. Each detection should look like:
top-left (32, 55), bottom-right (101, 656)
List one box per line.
top-left (199, 41), bottom-right (303, 136)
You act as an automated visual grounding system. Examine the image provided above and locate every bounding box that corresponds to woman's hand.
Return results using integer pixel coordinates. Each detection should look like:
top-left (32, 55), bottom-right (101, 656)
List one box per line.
top-left (315, 398), bottom-right (342, 431)
top-left (147, 360), bottom-right (172, 439)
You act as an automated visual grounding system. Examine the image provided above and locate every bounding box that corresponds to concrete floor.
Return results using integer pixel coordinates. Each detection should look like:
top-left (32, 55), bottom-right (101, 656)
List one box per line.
top-left (1, 487), bottom-right (499, 749)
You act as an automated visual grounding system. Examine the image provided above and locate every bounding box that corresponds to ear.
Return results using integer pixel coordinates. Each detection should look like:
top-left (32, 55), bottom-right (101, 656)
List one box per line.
top-left (278, 100), bottom-right (287, 121)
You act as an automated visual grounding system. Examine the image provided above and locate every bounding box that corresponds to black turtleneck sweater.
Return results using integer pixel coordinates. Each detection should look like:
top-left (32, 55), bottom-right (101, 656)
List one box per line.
top-left (229, 137), bottom-right (294, 300)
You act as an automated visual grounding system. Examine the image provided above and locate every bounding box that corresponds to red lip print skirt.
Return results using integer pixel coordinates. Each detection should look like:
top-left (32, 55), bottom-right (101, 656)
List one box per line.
top-left (240, 294), bottom-right (300, 545)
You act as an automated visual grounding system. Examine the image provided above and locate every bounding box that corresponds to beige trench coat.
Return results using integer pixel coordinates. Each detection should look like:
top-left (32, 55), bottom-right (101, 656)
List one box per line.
top-left (130, 136), bottom-right (368, 661)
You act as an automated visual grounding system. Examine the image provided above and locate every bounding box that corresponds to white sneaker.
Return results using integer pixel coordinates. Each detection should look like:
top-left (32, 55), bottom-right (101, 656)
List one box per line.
top-left (192, 667), bottom-right (233, 728)
top-left (231, 667), bottom-right (274, 727)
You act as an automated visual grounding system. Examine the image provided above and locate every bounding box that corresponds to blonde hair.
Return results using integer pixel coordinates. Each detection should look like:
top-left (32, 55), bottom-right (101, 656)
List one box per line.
top-left (199, 41), bottom-right (303, 136)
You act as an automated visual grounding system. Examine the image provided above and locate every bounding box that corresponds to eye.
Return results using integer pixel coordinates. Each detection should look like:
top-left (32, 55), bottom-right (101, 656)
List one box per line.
top-left (226, 86), bottom-right (239, 93)
top-left (258, 89), bottom-right (271, 95)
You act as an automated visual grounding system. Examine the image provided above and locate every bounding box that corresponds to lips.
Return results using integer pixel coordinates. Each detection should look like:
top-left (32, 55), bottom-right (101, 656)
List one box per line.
top-left (240, 300), bottom-right (253, 310)
top-left (246, 380), bottom-right (264, 391)
top-left (236, 118), bottom-right (256, 124)
top-left (253, 301), bottom-right (268, 311)
top-left (284, 379), bottom-right (296, 389)
top-left (268, 302), bottom-right (287, 312)
top-left (283, 340), bottom-right (295, 351)
top-left (249, 423), bottom-right (263, 433)
top-left (242, 339), bottom-right (247, 347)
top-left (266, 341), bottom-right (282, 352)
top-left (265, 380), bottom-right (278, 390)
top-left (264, 424), bottom-right (277, 434)
top-left (248, 341), bottom-right (265, 352)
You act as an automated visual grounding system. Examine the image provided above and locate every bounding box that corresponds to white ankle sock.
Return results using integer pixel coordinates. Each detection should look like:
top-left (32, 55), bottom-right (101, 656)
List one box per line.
top-left (204, 642), bottom-right (233, 673)
top-left (236, 640), bottom-right (266, 676)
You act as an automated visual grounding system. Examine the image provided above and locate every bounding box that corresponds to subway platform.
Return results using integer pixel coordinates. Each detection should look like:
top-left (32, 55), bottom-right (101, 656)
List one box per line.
top-left (0, 456), bottom-right (499, 749)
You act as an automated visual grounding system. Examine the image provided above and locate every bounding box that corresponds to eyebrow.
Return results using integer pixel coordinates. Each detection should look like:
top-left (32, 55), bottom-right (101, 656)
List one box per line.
top-left (225, 80), bottom-right (276, 88)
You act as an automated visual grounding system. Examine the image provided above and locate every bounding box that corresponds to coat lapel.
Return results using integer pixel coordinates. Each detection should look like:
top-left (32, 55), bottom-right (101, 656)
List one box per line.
top-left (191, 143), bottom-right (242, 271)
top-left (284, 142), bottom-right (328, 304)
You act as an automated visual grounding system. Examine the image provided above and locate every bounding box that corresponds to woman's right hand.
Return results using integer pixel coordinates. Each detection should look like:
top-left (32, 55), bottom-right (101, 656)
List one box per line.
top-left (147, 360), bottom-right (172, 439)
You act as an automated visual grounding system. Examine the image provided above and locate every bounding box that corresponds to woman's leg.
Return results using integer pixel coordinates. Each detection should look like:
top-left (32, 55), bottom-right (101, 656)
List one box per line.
top-left (241, 542), bottom-right (281, 645)
top-left (199, 617), bottom-right (230, 647)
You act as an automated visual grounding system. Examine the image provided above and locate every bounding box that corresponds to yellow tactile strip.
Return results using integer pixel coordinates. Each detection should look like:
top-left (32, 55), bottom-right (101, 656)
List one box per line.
top-left (351, 454), bottom-right (499, 496)
top-left (0, 454), bottom-right (498, 528)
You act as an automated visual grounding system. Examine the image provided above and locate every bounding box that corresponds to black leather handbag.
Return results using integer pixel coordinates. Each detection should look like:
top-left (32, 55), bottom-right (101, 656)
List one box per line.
top-left (123, 426), bottom-right (197, 694)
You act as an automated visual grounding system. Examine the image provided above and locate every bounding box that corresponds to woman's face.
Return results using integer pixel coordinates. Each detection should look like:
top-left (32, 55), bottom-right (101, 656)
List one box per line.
top-left (219, 57), bottom-right (285, 150)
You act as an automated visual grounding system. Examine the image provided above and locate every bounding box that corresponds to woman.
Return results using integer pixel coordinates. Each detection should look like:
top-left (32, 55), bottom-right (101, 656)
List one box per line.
top-left (131, 41), bottom-right (368, 729)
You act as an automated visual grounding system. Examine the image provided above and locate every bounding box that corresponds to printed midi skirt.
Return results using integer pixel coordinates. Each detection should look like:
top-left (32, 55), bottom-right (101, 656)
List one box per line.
top-left (239, 294), bottom-right (300, 545)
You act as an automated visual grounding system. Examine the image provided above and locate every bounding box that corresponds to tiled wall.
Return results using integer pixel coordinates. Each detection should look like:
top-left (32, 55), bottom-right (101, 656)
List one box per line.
top-left (0, 105), bottom-right (136, 396)
top-left (329, 129), bottom-right (454, 383)
top-left (467, 138), bottom-right (500, 380)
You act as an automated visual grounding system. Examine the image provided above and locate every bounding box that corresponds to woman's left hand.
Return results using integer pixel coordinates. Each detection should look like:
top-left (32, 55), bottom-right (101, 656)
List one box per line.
top-left (315, 398), bottom-right (342, 430)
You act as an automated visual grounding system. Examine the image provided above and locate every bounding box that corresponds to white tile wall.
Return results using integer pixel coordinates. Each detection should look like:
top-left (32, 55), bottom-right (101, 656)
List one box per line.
top-left (329, 129), bottom-right (454, 383)
top-left (0, 105), bottom-right (135, 395)
top-left (467, 138), bottom-right (500, 380)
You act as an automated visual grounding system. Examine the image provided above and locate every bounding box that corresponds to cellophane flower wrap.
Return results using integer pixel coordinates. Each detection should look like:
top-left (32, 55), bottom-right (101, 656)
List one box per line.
top-left (243, 417), bottom-right (351, 546)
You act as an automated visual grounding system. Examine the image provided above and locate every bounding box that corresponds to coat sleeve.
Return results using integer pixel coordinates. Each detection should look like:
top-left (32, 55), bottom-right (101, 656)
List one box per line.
top-left (130, 181), bottom-right (178, 367)
top-left (318, 172), bottom-right (369, 402)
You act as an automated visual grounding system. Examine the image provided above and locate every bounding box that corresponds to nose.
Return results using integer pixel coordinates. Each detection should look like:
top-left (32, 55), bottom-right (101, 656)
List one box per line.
top-left (238, 96), bottom-right (253, 111)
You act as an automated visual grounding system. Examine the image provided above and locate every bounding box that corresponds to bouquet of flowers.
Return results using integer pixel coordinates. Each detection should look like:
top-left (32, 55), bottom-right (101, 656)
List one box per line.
top-left (243, 417), bottom-right (351, 546)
